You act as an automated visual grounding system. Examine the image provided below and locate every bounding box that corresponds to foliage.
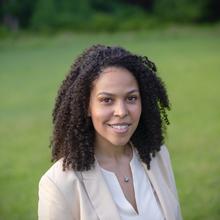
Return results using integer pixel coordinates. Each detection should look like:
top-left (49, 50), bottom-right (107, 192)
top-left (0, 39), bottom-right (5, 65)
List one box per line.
top-left (0, 0), bottom-right (36, 28)
top-left (153, 0), bottom-right (207, 22)
top-left (31, 0), bottom-right (91, 30)
top-left (31, 0), bottom-right (153, 32)
top-left (0, 0), bottom-right (220, 32)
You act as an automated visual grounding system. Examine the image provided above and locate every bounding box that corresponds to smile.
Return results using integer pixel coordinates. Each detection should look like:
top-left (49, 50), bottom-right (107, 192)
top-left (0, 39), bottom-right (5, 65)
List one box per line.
top-left (107, 123), bottom-right (131, 133)
top-left (110, 124), bottom-right (129, 129)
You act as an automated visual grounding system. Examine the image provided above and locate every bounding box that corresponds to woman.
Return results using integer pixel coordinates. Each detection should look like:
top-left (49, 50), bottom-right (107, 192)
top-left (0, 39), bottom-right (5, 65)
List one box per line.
top-left (38, 45), bottom-right (182, 220)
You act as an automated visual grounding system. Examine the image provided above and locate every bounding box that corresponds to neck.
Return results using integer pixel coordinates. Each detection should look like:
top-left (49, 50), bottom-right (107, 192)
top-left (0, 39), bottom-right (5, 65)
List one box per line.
top-left (94, 141), bottom-right (132, 164)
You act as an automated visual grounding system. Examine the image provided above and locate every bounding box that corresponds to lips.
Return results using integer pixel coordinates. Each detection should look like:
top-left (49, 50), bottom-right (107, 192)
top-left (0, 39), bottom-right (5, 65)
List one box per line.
top-left (110, 124), bottom-right (129, 129)
top-left (107, 123), bottom-right (131, 133)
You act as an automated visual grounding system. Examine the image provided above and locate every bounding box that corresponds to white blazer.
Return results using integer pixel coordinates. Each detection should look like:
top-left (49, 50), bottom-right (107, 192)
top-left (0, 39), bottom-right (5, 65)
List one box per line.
top-left (38, 145), bottom-right (182, 220)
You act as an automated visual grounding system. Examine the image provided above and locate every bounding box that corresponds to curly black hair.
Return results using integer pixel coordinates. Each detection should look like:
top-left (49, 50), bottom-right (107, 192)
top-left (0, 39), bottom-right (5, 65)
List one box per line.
top-left (51, 44), bottom-right (170, 171)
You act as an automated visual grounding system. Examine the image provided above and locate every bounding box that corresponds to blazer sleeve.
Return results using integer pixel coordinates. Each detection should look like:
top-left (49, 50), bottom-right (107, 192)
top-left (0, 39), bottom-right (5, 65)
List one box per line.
top-left (38, 174), bottom-right (73, 220)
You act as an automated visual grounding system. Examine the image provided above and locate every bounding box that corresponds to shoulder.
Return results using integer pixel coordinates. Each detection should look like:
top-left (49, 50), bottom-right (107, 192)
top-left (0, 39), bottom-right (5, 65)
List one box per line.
top-left (38, 160), bottom-right (83, 219)
top-left (40, 159), bottom-right (80, 181)
top-left (152, 144), bottom-right (174, 175)
top-left (147, 144), bottom-right (172, 168)
top-left (153, 145), bottom-right (179, 198)
top-left (156, 144), bottom-right (172, 163)
top-left (39, 159), bottom-right (82, 200)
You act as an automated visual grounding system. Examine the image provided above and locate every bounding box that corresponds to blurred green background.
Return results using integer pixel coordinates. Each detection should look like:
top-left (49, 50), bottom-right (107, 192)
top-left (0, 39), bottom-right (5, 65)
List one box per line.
top-left (0, 0), bottom-right (220, 219)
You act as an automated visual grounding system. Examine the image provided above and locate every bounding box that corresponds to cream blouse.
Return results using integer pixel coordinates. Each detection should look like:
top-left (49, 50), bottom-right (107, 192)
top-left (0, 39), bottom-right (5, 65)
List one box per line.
top-left (100, 149), bottom-right (164, 220)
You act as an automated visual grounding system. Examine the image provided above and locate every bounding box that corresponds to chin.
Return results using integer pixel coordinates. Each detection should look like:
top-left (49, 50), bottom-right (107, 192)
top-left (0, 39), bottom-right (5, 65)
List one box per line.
top-left (109, 137), bottom-right (130, 147)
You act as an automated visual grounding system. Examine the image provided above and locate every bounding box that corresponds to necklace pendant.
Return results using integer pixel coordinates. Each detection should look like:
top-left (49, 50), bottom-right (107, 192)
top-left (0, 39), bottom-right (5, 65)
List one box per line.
top-left (124, 176), bottom-right (129, 182)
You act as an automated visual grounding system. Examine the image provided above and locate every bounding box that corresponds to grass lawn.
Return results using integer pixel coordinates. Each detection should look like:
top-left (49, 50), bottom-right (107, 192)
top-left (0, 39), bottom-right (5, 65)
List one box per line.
top-left (0, 25), bottom-right (220, 219)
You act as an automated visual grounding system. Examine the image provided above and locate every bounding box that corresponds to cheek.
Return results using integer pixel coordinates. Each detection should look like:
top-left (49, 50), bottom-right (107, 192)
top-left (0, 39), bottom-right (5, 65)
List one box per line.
top-left (91, 107), bottom-right (112, 124)
top-left (130, 104), bottom-right (142, 119)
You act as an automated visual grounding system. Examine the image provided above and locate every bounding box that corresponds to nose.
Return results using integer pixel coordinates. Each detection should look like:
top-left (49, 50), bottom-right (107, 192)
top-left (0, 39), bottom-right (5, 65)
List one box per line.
top-left (114, 101), bottom-right (128, 118)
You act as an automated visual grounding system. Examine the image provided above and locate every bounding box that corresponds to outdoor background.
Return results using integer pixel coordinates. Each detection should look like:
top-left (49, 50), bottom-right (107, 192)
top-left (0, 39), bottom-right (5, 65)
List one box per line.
top-left (0, 0), bottom-right (220, 219)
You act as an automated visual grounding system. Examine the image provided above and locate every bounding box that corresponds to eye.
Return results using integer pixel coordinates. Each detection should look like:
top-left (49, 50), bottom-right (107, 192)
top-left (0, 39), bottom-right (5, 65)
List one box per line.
top-left (127, 96), bottom-right (138, 103)
top-left (99, 97), bottom-right (113, 104)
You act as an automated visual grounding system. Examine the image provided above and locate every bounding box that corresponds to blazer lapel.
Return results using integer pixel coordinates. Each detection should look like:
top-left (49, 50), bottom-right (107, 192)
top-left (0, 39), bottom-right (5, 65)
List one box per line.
top-left (81, 161), bottom-right (121, 220)
top-left (143, 161), bottom-right (178, 220)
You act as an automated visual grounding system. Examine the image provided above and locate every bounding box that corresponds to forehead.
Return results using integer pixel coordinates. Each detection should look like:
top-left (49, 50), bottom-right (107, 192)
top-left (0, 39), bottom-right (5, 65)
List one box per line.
top-left (91, 67), bottom-right (139, 93)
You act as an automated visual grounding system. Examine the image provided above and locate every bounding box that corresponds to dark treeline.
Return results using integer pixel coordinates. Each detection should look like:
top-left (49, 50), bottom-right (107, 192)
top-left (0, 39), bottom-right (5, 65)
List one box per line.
top-left (0, 0), bottom-right (220, 32)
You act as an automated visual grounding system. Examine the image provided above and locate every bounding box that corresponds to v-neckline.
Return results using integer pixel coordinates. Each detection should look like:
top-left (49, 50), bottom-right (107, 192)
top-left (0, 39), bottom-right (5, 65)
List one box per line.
top-left (100, 149), bottom-right (139, 215)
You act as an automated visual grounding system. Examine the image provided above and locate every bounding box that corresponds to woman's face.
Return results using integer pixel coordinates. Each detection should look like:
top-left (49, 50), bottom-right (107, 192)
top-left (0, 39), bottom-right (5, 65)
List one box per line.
top-left (88, 66), bottom-right (142, 149)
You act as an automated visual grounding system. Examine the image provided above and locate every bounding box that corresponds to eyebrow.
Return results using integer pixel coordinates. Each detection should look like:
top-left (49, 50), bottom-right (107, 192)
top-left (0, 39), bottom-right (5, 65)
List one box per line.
top-left (97, 89), bottom-right (140, 96)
